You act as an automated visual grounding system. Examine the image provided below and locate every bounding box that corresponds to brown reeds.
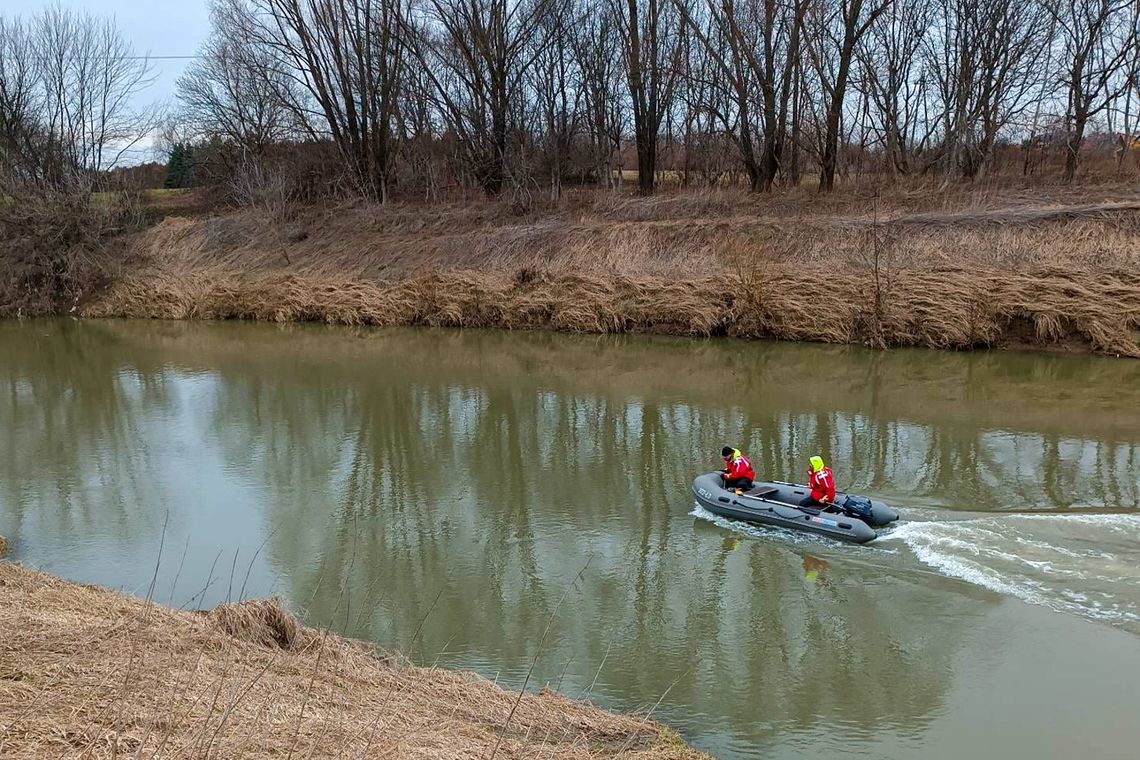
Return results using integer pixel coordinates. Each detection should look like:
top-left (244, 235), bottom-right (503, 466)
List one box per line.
top-left (44, 185), bottom-right (1140, 357)
top-left (0, 536), bottom-right (6, 557)
top-left (111, 185), bottom-right (1140, 279)
top-left (0, 562), bottom-right (706, 758)
top-left (88, 262), bottom-right (1140, 356)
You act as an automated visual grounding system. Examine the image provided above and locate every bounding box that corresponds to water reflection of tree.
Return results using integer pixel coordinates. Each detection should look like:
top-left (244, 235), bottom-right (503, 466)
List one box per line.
top-left (0, 321), bottom-right (173, 542)
top-left (83, 319), bottom-right (1139, 511)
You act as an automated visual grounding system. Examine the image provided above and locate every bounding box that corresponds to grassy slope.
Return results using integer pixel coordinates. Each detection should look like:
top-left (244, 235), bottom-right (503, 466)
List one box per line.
top-left (85, 181), bottom-right (1140, 355)
top-left (0, 561), bottom-right (707, 759)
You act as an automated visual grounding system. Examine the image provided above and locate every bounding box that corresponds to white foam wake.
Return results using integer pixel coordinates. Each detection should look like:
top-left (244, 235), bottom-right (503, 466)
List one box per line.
top-left (879, 514), bottom-right (1140, 631)
top-left (693, 502), bottom-right (1140, 631)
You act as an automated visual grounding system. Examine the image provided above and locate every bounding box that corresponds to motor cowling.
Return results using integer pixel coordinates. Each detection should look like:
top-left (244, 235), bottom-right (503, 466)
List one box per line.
top-left (841, 494), bottom-right (874, 521)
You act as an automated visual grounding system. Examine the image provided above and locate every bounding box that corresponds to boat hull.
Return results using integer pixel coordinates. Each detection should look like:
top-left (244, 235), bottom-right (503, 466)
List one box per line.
top-left (692, 473), bottom-right (887, 544)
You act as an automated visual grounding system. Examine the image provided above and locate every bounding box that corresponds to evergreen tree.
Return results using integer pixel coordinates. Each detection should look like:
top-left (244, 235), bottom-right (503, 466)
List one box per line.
top-left (163, 144), bottom-right (183, 188)
top-left (163, 143), bottom-right (196, 188)
top-left (181, 144), bottom-right (195, 187)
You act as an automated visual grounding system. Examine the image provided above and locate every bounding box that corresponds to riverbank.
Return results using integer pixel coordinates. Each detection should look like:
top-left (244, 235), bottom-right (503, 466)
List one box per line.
top-left (0, 561), bottom-right (704, 758)
top-left (7, 183), bottom-right (1140, 356)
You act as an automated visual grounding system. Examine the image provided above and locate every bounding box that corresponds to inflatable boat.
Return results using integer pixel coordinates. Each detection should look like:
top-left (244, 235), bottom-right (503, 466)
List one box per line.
top-left (691, 473), bottom-right (900, 544)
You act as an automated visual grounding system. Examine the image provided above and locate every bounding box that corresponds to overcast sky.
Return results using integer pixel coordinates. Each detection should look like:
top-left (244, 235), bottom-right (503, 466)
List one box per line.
top-left (9, 0), bottom-right (213, 159)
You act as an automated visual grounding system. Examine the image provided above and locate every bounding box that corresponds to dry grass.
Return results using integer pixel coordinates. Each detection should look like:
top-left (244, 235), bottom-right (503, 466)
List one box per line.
top-left (0, 561), bottom-right (706, 759)
top-left (54, 183), bottom-right (1140, 356)
top-left (88, 262), bottom-right (1140, 356)
top-left (118, 186), bottom-right (1140, 278)
top-left (0, 536), bottom-right (6, 558)
top-left (209, 598), bottom-right (301, 650)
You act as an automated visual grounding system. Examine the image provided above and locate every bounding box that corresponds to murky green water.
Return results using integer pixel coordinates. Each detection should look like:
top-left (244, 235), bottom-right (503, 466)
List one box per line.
top-left (2, 320), bottom-right (1139, 759)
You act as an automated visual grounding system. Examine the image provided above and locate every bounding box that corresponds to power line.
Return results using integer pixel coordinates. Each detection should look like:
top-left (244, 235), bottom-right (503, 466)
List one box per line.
top-left (0, 55), bottom-right (202, 61)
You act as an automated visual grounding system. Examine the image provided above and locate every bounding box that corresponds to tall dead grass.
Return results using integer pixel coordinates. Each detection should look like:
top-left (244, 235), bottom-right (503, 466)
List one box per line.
top-left (88, 262), bottom-right (1140, 356)
top-left (121, 193), bottom-right (1140, 279)
top-left (0, 562), bottom-right (705, 759)
top-left (62, 185), bottom-right (1140, 356)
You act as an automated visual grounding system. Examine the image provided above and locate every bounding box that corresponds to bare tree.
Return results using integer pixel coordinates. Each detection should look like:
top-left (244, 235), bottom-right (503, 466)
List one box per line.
top-left (1050, 0), bottom-right (1137, 182)
top-left (393, 54), bottom-right (444, 198)
top-left (159, 0), bottom-right (1140, 200)
top-left (1119, 38), bottom-right (1140, 167)
top-left (674, 0), bottom-right (754, 187)
top-left (178, 1), bottom-right (297, 160)
top-left (925, 0), bottom-right (1052, 178)
top-left (32, 6), bottom-right (156, 183)
top-left (673, 0), bottom-right (810, 191)
top-left (0, 9), bottom-right (158, 316)
top-left (614, 0), bottom-right (683, 194)
top-left (570, 0), bottom-right (625, 187)
top-left (854, 0), bottom-right (933, 174)
top-left (530, 0), bottom-right (584, 199)
top-left (410, 0), bottom-right (550, 196)
top-left (673, 12), bottom-right (730, 187)
top-left (805, 0), bottom-right (893, 191)
top-left (0, 16), bottom-right (52, 185)
top-left (231, 0), bottom-right (412, 201)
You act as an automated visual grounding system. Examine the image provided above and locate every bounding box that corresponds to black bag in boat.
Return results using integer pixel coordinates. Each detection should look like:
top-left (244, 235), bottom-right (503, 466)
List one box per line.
top-left (841, 494), bottom-right (874, 521)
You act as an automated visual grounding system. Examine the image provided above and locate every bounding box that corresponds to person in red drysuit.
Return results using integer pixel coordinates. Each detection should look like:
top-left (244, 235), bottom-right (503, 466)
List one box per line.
top-left (720, 446), bottom-right (755, 494)
top-left (802, 455), bottom-right (836, 507)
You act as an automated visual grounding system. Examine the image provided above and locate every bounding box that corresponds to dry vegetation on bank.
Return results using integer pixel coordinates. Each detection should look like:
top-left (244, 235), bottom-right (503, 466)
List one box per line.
top-left (83, 182), bottom-right (1140, 356)
top-left (0, 561), bottom-right (703, 759)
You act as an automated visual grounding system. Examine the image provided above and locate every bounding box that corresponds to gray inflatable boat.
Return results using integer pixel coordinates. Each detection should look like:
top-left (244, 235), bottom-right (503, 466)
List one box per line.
top-left (691, 473), bottom-right (900, 544)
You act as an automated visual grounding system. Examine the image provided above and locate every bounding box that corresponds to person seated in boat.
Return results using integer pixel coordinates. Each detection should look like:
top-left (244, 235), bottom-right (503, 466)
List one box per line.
top-left (720, 446), bottom-right (755, 494)
top-left (802, 455), bottom-right (836, 507)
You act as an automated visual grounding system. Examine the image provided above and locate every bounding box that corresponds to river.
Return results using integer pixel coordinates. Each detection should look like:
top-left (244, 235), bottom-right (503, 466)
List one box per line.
top-left (1, 319), bottom-right (1138, 759)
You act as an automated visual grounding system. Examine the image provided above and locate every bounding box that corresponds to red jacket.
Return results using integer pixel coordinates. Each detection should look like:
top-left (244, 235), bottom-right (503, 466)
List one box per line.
top-left (809, 466), bottom-right (836, 503)
top-left (725, 452), bottom-right (755, 481)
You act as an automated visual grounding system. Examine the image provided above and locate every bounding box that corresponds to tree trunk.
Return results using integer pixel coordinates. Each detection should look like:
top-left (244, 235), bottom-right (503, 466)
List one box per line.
top-left (741, 152), bottom-right (762, 191)
top-left (818, 36), bottom-right (855, 192)
top-left (625, 0), bottom-right (656, 195)
top-left (820, 89), bottom-right (846, 192)
top-left (636, 122), bottom-right (656, 194)
top-left (741, 135), bottom-right (763, 192)
top-left (1064, 114), bottom-right (1086, 183)
top-left (789, 70), bottom-right (802, 186)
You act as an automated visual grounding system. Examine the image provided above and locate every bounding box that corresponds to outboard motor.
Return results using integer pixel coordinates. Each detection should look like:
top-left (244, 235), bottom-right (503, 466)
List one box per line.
top-left (841, 494), bottom-right (875, 521)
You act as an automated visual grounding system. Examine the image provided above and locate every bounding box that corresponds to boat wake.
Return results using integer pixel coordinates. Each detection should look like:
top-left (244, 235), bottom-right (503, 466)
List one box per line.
top-left (693, 502), bottom-right (1140, 632)
top-left (879, 513), bottom-right (1140, 632)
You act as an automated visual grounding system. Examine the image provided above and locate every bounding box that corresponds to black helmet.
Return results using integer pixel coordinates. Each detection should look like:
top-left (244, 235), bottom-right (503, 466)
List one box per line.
top-left (721, 446), bottom-right (734, 458)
